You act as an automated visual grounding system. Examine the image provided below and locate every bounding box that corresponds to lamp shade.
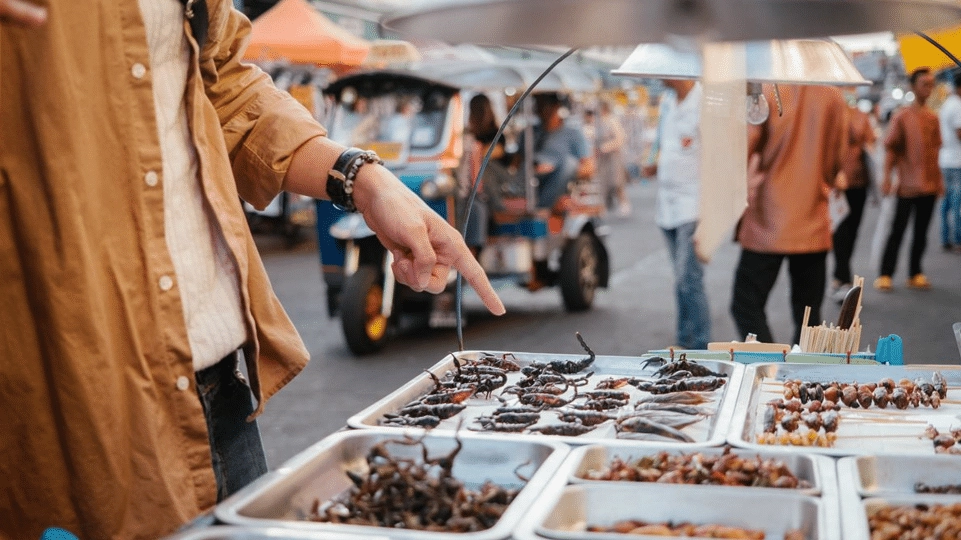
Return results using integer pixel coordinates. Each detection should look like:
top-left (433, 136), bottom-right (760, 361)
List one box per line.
top-left (612, 39), bottom-right (870, 85)
top-left (383, 0), bottom-right (961, 46)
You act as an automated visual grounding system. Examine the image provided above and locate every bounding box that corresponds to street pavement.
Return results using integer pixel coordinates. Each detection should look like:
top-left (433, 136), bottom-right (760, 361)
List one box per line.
top-left (255, 181), bottom-right (961, 468)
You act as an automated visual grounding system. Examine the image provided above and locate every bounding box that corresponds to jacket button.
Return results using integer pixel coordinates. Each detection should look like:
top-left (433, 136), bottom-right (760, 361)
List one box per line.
top-left (145, 171), bottom-right (159, 187)
top-left (131, 63), bottom-right (147, 79)
top-left (176, 376), bottom-right (190, 391)
top-left (159, 275), bottom-right (174, 291)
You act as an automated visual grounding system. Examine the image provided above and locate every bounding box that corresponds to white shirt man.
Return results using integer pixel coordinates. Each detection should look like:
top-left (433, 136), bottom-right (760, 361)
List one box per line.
top-left (654, 82), bottom-right (702, 230)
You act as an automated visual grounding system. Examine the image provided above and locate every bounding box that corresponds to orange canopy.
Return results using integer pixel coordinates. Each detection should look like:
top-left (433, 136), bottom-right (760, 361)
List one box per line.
top-left (244, 0), bottom-right (370, 69)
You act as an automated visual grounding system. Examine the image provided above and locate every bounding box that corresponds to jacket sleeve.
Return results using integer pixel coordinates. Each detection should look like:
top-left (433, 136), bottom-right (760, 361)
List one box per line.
top-left (200, 1), bottom-right (327, 209)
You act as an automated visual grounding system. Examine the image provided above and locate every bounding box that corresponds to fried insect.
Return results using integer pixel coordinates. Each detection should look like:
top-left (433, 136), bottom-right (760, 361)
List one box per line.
top-left (557, 410), bottom-right (614, 426)
top-left (633, 376), bottom-right (727, 394)
top-left (527, 421), bottom-right (596, 436)
top-left (381, 415), bottom-right (442, 428)
top-left (594, 377), bottom-right (633, 390)
top-left (309, 434), bottom-right (521, 531)
top-left (580, 446), bottom-right (812, 489)
top-left (475, 352), bottom-right (522, 372)
top-left (395, 403), bottom-right (467, 419)
top-left (518, 393), bottom-right (570, 408)
top-left (571, 397), bottom-right (629, 411)
top-left (546, 332), bottom-right (596, 374)
top-left (646, 353), bottom-right (728, 379)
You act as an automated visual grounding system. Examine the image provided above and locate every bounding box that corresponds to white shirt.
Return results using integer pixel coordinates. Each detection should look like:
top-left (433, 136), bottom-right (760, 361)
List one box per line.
top-left (939, 93), bottom-right (961, 168)
top-left (140, 0), bottom-right (248, 371)
top-left (655, 84), bottom-right (701, 230)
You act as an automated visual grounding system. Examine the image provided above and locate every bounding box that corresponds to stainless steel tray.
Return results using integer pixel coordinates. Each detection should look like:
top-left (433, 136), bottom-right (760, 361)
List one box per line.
top-left (515, 482), bottom-right (833, 540)
top-left (728, 363), bottom-right (961, 457)
top-left (564, 443), bottom-right (831, 497)
top-left (840, 492), bottom-right (961, 539)
top-left (215, 429), bottom-right (568, 539)
top-left (347, 351), bottom-right (743, 448)
top-left (163, 526), bottom-right (375, 539)
top-left (837, 454), bottom-right (961, 498)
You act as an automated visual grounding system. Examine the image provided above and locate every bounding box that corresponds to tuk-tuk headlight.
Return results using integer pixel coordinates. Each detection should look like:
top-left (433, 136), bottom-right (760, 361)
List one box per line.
top-left (420, 172), bottom-right (455, 200)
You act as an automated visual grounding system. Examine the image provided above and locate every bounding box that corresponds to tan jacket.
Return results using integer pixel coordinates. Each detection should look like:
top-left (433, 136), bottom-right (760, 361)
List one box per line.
top-left (738, 85), bottom-right (848, 254)
top-left (0, 2), bottom-right (324, 538)
top-left (886, 104), bottom-right (944, 197)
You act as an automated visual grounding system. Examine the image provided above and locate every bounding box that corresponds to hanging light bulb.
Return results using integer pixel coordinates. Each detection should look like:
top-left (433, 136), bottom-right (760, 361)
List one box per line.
top-left (746, 82), bottom-right (770, 125)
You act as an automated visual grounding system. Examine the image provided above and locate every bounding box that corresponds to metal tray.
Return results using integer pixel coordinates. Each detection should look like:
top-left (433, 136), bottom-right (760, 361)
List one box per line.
top-left (516, 482), bottom-right (833, 540)
top-left (840, 492), bottom-right (961, 539)
top-left (215, 429), bottom-right (568, 539)
top-left (728, 363), bottom-right (961, 457)
top-left (163, 526), bottom-right (375, 539)
top-left (837, 454), bottom-right (961, 498)
top-left (347, 351), bottom-right (743, 448)
top-left (564, 443), bottom-right (831, 497)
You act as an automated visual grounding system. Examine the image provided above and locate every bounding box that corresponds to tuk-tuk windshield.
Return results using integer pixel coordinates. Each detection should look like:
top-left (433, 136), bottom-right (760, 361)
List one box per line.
top-left (327, 92), bottom-right (449, 160)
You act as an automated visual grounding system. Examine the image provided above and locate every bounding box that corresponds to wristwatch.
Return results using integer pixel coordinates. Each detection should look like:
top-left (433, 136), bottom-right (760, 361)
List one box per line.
top-left (326, 148), bottom-right (383, 212)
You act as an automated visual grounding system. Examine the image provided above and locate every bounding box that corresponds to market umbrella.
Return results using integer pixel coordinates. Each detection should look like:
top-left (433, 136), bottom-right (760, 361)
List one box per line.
top-left (243, 0), bottom-right (370, 70)
top-left (897, 27), bottom-right (961, 73)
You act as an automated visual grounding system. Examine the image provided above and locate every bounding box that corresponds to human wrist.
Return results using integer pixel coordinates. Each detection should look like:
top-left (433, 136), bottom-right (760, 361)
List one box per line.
top-left (351, 163), bottom-right (393, 215)
top-left (325, 148), bottom-right (383, 212)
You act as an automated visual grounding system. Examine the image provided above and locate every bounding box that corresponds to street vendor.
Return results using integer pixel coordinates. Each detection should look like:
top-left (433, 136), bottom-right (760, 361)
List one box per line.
top-left (0, 1), bottom-right (504, 538)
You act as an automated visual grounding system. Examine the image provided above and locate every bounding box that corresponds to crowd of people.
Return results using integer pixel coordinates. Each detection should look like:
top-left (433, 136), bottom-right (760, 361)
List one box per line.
top-left (472, 67), bottom-right (955, 350)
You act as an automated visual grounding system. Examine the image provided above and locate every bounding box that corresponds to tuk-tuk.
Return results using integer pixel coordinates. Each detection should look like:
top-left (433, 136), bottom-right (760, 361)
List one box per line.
top-left (317, 63), bottom-right (610, 355)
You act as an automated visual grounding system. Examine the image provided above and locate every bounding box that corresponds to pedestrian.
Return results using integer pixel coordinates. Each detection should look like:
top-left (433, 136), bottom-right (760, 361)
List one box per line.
top-left (830, 98), bottom-right (878, 302)
top-left (642, 80), bottom-right (710, 350)
top-left (595, 100), bottom-right (631, 216)
top-left (459, 93), bottom-right (499, 257)
top-left (731, 85), bottom-right (848, 345)
top-left (938, 71), bottom-right (961, 253)
top-left (530, 92), bottom-right (595, 210)
top-left (0, 2), bottom-right (504, 538)
top-left (875, 67), bottom-right (944, 292)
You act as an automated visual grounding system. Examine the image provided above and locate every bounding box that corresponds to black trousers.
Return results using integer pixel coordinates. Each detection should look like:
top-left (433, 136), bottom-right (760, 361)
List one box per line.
top-left (880, 195), bottom-right (937, 278)
top-left (832, 186), bottom-right (867, 284)
top-left (731, 249), bottom-right (827, 345)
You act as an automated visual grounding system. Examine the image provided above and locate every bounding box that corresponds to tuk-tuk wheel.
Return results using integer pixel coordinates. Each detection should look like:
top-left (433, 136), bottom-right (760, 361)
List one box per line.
top-left (341, 266), bottom-right (392, 355)
top-left (559, 233), bottom-right (600, 312)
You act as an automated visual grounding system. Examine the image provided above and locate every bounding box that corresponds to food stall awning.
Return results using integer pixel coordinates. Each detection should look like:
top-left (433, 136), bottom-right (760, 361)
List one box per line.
top-left (897, 27), bottom-right (961, 73)
top-left (243, 0), bottom-right (370, 69)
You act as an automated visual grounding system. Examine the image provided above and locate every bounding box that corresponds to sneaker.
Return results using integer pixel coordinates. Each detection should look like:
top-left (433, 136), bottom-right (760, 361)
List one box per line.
top-left (830, 282), bottom-right (852, 304)
top-left (906, 274), bottom-right (932, 290)
top-left (944, 243), bottom-right (955, 252)
top-left (873, 275), bottom-right (893, 292)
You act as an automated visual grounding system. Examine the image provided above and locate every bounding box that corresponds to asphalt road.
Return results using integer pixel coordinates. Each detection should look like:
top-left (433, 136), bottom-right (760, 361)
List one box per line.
top-left (255, 181), bottom-right (961, 468)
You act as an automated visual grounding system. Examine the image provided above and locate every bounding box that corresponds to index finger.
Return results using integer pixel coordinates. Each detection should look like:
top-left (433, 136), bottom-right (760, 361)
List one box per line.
top-left (0, 0), bottom-right (47, 27)
top-left (450, 242), bottom-right (505, 316)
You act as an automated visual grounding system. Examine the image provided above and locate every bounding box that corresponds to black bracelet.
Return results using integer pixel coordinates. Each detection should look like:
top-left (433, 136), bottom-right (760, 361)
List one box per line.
top-left (326, 148), bottom-right (383, 212)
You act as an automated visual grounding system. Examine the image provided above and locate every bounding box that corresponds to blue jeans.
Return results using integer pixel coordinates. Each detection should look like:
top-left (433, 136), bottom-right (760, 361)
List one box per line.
top-left (942, 167), bottom-right (961, 247)
top-left (195, 352), bottom-right (268, 502)
top-left (662, 222), bottom-right (711, 349)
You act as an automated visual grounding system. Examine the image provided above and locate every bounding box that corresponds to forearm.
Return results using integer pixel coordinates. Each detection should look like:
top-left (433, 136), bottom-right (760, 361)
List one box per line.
top-left (283, 136), bottom-right (408, 214)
